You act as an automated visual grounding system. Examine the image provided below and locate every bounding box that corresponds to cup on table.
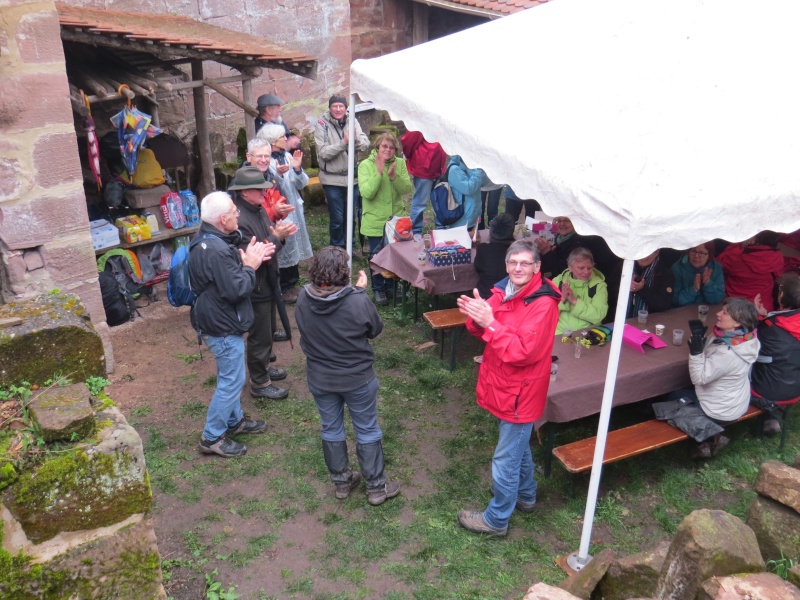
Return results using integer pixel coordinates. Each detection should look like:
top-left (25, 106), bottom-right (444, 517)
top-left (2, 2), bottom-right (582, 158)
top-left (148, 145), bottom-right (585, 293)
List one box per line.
top-left (550, 363), bottom-right (558, 382)
top-left (673, 328), bottom-right (685, 346)
top-left (655, 324), bottom-right (665, 336)
top-left (417, 251), bottom-right (427, 266)
top-left (413, 233), bottom-right (422, 248)
top-left (562, 328), bottom-right (574, 337)
top-left (638, 309), bottom-right (649, 324)
top-left (422, 234), bottom-right (432, 250)
top-left (698, 304), bottom-right (709, 323)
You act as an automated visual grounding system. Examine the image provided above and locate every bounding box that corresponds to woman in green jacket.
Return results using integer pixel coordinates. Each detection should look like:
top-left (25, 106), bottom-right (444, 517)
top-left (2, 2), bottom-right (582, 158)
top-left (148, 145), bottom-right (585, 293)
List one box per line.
top-left (552, 247), bottom-right (609, 335)
top-left (357, 132), bottom-right (414, 305)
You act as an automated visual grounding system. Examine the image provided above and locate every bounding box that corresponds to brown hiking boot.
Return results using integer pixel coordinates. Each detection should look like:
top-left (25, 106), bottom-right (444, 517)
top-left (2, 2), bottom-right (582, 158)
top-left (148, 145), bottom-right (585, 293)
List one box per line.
top-left (457, 510), bottom-right (507, 536)
top-left (367, 481), bottom-right (401, 506)
top-left (334, 472), bottom-right (362, 500)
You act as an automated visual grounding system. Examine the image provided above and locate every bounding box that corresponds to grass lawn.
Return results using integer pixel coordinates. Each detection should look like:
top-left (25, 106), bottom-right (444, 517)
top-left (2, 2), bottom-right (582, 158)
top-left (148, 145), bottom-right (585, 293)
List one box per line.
top-left (128, 201), bottom-right (799, 599)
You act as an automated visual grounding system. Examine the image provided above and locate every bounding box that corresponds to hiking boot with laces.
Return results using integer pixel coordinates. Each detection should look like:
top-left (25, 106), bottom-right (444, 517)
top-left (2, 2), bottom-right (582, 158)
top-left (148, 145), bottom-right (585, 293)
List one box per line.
top-left (267, 367), bottom-right (287, 381)
top-left (251, 382), bottom-right (289, 400)
top-left (457, 510), bottom-right (507, 536)
top-left (334, 472), bottom-right (362, 500)
top-left (226, 416), bottom-right (268, 436)
top-left (199, 436), bottom-right (247, 458)
top-left (367, 481), bottom-right (401, 506)
top-left (273, 330), bottom-right (289, 342)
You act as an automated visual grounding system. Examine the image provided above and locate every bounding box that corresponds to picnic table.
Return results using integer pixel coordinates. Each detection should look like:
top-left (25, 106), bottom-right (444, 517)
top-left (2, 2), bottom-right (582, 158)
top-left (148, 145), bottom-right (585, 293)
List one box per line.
top-left (538, 303), bottom-right (721, 474)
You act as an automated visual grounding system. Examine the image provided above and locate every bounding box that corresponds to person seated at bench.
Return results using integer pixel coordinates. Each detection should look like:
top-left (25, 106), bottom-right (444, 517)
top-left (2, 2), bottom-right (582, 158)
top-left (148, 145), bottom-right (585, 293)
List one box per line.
top-left (552, 247), bottom-right (608, 335)
top-left (751, 272), bottom-right (800, 434)
top-left (627, 248), bottom-right (681, 318)
top-left (718, 230), bottom-right (784, 312)
top-left (535, 216), bottom-right (585, 278)
top-left (655, 298), bottom-right (760, 459)
top-left (672, 241), bottom-right (725, 307)
top-left (474, 213), bottom-right (516, 299)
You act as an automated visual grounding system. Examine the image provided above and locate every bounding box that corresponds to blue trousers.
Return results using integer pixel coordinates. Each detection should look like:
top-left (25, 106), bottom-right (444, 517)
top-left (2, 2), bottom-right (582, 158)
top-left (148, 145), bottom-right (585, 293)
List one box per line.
top-left (202, 334), bottom-right (246, 441)
top-left (323, 184), bottom-right (361, 249)
top-left (410, 176), bottom-right (434, 235)
top-left (483, 419), bottom-right (537, 529)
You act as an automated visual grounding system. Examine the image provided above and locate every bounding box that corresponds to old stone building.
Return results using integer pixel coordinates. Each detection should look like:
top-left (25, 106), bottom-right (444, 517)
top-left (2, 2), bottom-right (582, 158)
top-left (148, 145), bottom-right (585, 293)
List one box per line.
top-left (0, 0), bottom-right (541, 336)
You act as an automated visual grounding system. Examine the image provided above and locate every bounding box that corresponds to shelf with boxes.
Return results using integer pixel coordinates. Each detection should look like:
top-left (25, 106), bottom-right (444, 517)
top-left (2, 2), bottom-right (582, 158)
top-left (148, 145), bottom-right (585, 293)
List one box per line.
top-left (91, 184), bottom-right (201, 255)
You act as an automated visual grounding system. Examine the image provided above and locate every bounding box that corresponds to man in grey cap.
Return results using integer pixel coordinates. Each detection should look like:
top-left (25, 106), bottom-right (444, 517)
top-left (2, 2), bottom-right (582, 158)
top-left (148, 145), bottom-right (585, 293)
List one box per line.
top-left (255, 93), bottom-right (300, 151)
top-left (229, 166), bottom-right (298, 401)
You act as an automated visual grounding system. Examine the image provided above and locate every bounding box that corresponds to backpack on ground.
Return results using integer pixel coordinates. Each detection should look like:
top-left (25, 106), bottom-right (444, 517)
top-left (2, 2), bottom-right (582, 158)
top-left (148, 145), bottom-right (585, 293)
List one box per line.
top-left (97, 249), bottom-right (151, 325)
top-left (99, 270), bottom-right (133, 326)
top-left (167, 234), bottom-right (217, 307)
top-left (430, 164), bottom-right (464, 226)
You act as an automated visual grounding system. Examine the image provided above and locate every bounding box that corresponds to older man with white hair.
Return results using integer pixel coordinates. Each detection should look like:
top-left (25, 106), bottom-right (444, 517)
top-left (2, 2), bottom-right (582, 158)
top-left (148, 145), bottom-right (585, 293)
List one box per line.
top-left (190, 191), bottom-right (275, 458)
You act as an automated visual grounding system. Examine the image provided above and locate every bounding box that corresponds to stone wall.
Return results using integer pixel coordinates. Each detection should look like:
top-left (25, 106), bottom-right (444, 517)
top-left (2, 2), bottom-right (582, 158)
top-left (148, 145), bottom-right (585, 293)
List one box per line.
top-left (0, 0), bottom-right (104, 323)
top-left (350, 0), bottom-right (412, 60)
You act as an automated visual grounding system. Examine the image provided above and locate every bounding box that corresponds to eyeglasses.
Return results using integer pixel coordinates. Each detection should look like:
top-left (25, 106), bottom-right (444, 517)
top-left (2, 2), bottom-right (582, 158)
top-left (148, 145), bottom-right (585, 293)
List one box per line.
top-left (225, 207), bottom-right (240, 217)
top-left (249, 154), bottom-right (270, 162)
top-left (506, 260), bottom-right (536, 268)
top-left (379, 144), bottom-right (396, 151)
top-left (553, 218), bottom-right (571, 224)
top-left (689, 250), bottom-right (709, 256)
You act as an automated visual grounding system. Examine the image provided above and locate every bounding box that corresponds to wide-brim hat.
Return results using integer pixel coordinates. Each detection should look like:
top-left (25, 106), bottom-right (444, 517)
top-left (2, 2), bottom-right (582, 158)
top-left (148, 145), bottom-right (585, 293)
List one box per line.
top-left (256, 93), bottom-right (285, 108)
top-left (228, 166), bottom-right (274, 191)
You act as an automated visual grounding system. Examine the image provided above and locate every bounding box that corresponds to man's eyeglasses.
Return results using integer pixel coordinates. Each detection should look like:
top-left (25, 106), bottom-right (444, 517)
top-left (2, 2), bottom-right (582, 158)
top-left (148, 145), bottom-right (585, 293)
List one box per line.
top-left (689, 250), bottom-right (709, 257)
top-left (250, 154), bottom-right (270, 162)
top-left (226, 208), bottom-right (240, 217)
top-left (506, 260), bottom-right (536, 268)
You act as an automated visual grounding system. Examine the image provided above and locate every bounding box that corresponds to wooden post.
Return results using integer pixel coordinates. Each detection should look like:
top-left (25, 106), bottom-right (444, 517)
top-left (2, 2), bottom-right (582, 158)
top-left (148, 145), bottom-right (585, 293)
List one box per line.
top-left (412, 3), bottom-right (429, 46)
top-left (242, 78), bottom-right (255, 142)
top-left (192, 60), bottom-right (215, 198)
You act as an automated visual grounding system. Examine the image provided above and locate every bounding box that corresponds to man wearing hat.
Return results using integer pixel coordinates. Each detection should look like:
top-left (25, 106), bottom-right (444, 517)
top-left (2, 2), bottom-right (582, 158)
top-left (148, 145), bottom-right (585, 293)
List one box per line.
top-left (229, 166), bottom-right (298, 401)
top-left (314, 94), bottom-right (370, 248)
top-left (255, 93), bottom-right (300, 151)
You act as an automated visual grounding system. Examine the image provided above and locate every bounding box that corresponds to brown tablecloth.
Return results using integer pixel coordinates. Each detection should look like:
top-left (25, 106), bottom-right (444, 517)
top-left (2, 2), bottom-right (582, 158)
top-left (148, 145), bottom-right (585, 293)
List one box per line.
top-left (540, 304), bottom-right (718, 425)
top-left (369, 239), bottom-right (480, 296)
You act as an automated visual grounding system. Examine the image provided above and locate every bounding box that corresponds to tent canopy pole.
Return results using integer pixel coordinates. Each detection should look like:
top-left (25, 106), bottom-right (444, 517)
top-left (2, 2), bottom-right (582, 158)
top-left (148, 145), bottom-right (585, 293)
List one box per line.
top-left (567, 258), bottom-right (634, 571)
top-left (346, 93), bottom-right (357, 273)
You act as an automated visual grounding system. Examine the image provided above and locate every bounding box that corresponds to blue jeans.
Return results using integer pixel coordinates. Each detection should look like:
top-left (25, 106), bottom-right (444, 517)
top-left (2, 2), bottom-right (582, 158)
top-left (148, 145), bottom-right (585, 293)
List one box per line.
top-left (202, 334), bottom-right (246, 441)
top-left (309, 377), bottom-right (383, 444)
top-left (323, 184), bottom-right (361, 248)
top-left (368, 236), bottom-right (390, 292)
top-left (483, 419), bottom-right (537, 529)
top-left (410, 176), bottom-right (434, 235)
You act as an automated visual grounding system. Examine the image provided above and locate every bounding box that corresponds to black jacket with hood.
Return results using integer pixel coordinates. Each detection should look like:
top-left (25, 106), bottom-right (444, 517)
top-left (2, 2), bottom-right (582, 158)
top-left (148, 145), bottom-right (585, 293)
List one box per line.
top-left (295, 285), bottom-right (383, 393)
top-left (189, 222), bottom-right (256, 336)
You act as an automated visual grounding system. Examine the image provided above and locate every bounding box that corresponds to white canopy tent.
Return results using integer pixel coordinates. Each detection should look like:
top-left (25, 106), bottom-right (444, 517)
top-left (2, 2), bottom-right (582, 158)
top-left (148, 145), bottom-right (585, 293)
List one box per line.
top-left (348, 0), bottom-right (800, 568)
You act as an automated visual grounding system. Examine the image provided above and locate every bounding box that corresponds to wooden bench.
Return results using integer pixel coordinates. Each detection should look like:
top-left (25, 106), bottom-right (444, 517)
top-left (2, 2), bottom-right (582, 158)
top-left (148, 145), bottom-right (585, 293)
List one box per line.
top-left (423, 308), bottom-right (468, 371)
top-left (551, 405), bottom-right (763, 474)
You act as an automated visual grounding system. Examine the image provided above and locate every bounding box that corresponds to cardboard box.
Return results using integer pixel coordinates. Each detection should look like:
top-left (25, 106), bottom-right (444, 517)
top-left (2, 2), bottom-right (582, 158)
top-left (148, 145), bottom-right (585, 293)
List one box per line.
top-left (91, 223), bottom-right (120, 251)
top-left (115, 215), bottom-right (152, 243)
top-left (427, 245), bottom-right (472, 266)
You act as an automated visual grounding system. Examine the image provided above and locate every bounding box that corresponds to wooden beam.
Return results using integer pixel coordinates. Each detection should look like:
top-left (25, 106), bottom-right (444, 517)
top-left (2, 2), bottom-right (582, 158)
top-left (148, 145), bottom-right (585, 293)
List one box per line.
top-left (241, 77), bottom-right (255, 142)
top-left (412, 3), bottom-right (430, 46)
top-left (203, 78), bottom-right (258, 117)
top-left (169, 73), bottom-right (253, 91)
top-left (192, 60), bottom-right (215, 198)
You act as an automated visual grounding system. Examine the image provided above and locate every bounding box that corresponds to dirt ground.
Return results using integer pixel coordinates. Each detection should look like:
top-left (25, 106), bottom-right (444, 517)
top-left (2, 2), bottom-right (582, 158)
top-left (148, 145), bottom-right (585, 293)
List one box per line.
top-left (106, 286), bottom-right (463, 599)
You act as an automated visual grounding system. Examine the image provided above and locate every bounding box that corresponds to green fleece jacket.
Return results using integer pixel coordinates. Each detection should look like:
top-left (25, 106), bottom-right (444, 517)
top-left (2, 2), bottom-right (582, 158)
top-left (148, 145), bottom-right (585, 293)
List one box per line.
top-left (552, 267), bottom-right (609, 335)
top-left (358, 150), bottom-right (414, 237)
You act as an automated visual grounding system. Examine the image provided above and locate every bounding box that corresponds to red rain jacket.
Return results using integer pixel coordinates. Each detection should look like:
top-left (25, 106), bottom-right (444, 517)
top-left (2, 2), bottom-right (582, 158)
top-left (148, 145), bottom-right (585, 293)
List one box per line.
top-left (400, 131), bottom-right (447, 180)
top-left (466, 273), bottom-right (561, 423)
top-left (718, 243), bottom-right (784, 312)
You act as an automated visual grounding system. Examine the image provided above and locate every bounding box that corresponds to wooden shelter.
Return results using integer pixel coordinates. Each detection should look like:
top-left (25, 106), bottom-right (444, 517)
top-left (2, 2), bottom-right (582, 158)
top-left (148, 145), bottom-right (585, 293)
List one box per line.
top-left (56, 3), bottom-right (317, 197)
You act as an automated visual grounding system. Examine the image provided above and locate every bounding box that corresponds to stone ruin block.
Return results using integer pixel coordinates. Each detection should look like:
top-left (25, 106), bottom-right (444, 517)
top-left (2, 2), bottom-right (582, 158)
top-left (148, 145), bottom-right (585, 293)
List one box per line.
top-left (654, 509), bottom-right (764, 600)
top-left (697, 572), bottom-right (800, 599)
top-left (595, 540), bottom-right (670, 600)
top-left (0, 292), bottom-right (105, 386)
top-left (558, 547), bottom-right (615, 600)
top-left (27, 382), bottom-right (94, 443)
top-left (523, 582), bottom-right (582, 599)
top-left (754, 460), bottom-right (800, 514)
top-left (747, 496), bottom-right (800, 563)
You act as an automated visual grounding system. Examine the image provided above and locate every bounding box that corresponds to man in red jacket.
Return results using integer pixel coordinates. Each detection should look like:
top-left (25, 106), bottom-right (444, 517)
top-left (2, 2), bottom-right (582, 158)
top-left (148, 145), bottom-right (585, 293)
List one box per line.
top-left (400, 131), bottom-right (447, 236)
top-left (456, 240), bottom-right (561, 536)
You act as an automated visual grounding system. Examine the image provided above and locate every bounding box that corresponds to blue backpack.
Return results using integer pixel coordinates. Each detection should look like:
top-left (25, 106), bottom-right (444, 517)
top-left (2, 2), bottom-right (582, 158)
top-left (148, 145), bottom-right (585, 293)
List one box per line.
top-left (167, 234), bottom-right (217, 307)
top-left (430, 164), bottom-right (464, 226)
